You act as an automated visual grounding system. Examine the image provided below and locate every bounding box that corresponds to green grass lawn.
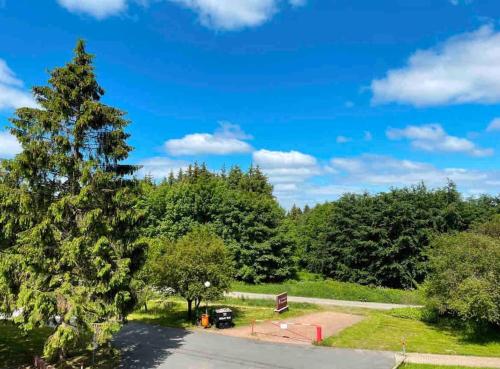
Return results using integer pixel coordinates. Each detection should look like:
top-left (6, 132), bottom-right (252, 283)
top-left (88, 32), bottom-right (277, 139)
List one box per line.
top-left (0, 321), bottom-right (50, 368)
top-left (400, 364), bottom-right (496, 369)
top-left (232, 279), bottom-right (424, 305)
top-left (322, 308), bottom-right (500, 357)
top-left (128, 296), bottom-right (322, 329)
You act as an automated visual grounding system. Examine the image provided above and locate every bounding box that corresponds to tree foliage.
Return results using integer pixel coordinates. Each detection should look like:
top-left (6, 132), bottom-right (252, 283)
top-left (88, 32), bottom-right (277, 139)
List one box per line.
top-left (293, 183), bottom-right (499, 289)
top-left (141, 164), bottom-right (296, 283)
top-left (0, 41), bottom-right (145, 360)
top-left (150, 226), bottom-right (233, 318)
top-left (426, 215), bottom-right (500, 327)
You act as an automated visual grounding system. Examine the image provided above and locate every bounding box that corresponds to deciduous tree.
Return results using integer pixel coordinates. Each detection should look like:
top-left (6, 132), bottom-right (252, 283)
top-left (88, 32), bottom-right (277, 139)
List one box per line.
top-left (151, 227), bottom-right (233, 319)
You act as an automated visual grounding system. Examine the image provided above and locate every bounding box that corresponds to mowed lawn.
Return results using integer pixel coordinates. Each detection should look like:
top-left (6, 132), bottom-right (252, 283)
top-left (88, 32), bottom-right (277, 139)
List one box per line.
top-left (323, 308), bottom-right (500, 357)
top-left (128, 296), bottom-right (322, 329)
top-left (232, 279), bottom-right (424, 305)
top-left (0, 322), bottom-right (50, 368)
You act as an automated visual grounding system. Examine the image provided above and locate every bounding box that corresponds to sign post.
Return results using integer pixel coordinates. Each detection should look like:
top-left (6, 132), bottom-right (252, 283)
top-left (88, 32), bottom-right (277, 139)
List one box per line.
top-left (274, 292), bottom-right (288, 313)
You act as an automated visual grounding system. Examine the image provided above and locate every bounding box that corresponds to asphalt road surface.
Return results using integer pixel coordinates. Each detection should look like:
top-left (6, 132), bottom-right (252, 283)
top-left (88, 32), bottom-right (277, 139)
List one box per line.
top-left (114, 322), bottom-right (396, 369)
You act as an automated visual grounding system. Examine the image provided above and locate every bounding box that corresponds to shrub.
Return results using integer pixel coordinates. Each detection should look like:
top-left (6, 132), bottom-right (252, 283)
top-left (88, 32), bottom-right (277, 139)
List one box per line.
top-left (425, 230), bottom-right (500, 327)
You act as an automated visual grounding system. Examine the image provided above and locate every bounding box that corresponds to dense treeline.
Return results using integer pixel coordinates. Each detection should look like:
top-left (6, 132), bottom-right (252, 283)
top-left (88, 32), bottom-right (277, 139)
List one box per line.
top-left (140, 164), bottom-right (296, 283)
top-left (140, 165), bottom-right (499, 291)
top-left (290, 183), bottom-right (500, 289)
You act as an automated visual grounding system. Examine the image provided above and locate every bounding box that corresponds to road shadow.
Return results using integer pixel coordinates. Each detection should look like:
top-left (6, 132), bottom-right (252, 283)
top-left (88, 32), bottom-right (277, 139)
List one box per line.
top-left (113, 322), bottom-right (190, 369)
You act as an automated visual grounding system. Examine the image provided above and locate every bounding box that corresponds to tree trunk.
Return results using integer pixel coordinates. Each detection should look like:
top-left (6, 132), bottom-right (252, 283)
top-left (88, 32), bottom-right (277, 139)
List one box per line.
top-left (195, 298), bottom-right (202, 313)
top-left (194, 297), bottom-right (201, 318)
top-left (187, 299), bottom-right (193, 320)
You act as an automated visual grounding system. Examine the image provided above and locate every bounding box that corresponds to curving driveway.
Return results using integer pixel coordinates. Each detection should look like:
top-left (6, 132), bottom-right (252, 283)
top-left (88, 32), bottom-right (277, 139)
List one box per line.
top-left (114, 322), bottom-right (397, 369)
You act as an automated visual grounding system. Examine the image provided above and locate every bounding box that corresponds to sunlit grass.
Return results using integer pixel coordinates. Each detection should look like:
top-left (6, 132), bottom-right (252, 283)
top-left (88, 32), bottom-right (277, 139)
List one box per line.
top-left (232, 279), bottom-right (424, 305)
top-left (127, 296), bottom-right (321, 329)
top-left (323, 308), bottom-right (500, 357)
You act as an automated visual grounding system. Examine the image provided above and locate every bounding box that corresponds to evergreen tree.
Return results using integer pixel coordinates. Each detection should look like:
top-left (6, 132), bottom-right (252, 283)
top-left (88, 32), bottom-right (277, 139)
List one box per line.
top-left (309, 183), bottom-right (483, 288)
top-left (0, 40), bottom-right (145, 360)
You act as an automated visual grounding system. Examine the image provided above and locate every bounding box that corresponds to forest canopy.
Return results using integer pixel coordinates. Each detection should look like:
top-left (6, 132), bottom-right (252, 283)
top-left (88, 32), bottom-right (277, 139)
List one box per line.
top-left (139, 164), bottom-right (500, 290)
top-left (139, 164), bottom-right (297, 284)
top-left (288, 183), bottom-right (500, 289)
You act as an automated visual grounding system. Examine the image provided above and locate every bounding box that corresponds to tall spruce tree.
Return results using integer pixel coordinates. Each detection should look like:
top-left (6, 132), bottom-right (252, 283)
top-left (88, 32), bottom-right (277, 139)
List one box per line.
top-left (0, 40), bottom-right (145, 360)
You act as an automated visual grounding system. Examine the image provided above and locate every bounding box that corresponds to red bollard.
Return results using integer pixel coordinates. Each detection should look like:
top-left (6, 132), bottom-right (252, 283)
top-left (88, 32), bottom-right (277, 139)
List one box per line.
top-left (316, 326), bottom-right (322, 343)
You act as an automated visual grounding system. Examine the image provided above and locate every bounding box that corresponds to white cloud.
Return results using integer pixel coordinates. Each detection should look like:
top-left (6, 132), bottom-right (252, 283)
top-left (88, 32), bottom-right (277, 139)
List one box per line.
top-left (0, 59), bottom-right (36, 110)
top-left (289, 0), bottom-right (306, 7)
top-left (252, 149), bottom-right (320, 184)
top-left (329, 154), bottom-right (500, 193)
top-left (170, 0), bottom-right (303, 30)
top-left (253, 149), bottom-right (316, 169)
top-left (372, 25), bottom-right (500, 106)
top-left (336, 135), bottom-right (352, 144)
top-left (487, 118), bottom-right (500, 132)
top-left (0, 131), bottom-right (22, 158)
top-left (55, 0), bottom-right (307, 27)
top-left (137, 156), bottom-right (189, 179)
top-left (165, 122), bottom-right (253, 156)
top-left (449, 0), bottom-right (472, 5)
top-left (215, 121), bottom-right (253, 140)
top-left (56, 0), bottom-right (127, 19)
top-left (275, 152), bottom-right (500, 209)
top-left (364, 131), bottom-right (373, 141)
top-left (387, 124), bottom-right (493, 157)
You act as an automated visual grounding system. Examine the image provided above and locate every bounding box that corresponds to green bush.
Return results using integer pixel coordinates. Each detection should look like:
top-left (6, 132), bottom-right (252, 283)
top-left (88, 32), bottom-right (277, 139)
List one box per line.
top-left (426, 223), bottom-right (500, 327)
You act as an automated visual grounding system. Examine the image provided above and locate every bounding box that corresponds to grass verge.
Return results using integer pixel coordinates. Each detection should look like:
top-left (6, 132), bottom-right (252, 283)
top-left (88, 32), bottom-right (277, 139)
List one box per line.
top-left (232, 280), bottom-right (424, 305)
top-left (127, 296), bottom-right (322, 329)
top-left (322, 308), bottom-right (500, 357)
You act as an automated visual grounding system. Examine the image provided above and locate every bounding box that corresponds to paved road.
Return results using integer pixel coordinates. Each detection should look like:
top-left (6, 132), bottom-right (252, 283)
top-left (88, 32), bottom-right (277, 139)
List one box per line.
top-left (114, 322), bottom-right (396, 369)
top-left (226, 291), bottom-right (422, 310)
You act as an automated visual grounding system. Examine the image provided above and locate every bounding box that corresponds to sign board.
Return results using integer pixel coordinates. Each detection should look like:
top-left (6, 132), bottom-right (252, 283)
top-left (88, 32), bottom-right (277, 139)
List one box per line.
top-left (275, 292), bottom-right (288, 313)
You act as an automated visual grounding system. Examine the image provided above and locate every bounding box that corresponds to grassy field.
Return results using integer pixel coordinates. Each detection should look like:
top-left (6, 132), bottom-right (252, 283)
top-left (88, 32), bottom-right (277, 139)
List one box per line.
top-left (128, 296), bottom-right (322, 328)
top-left (323, 308), bottom-right (500, 357)
top-left (400, 364), bottom-right (496, 369)
top-left (232, 279), bottom-right (424, 305)
top-left (0, 321), bottom-right (50, 368)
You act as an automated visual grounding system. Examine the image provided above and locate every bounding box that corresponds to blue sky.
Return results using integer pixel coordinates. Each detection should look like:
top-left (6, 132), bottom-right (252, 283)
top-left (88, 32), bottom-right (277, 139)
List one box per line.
top-left (1, 0), bottom-right (500, 207)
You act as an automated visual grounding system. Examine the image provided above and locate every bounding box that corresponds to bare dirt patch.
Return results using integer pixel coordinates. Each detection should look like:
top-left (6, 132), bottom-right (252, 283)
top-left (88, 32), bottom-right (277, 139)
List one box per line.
top-left (208, 311), bottom-right (364, 345)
